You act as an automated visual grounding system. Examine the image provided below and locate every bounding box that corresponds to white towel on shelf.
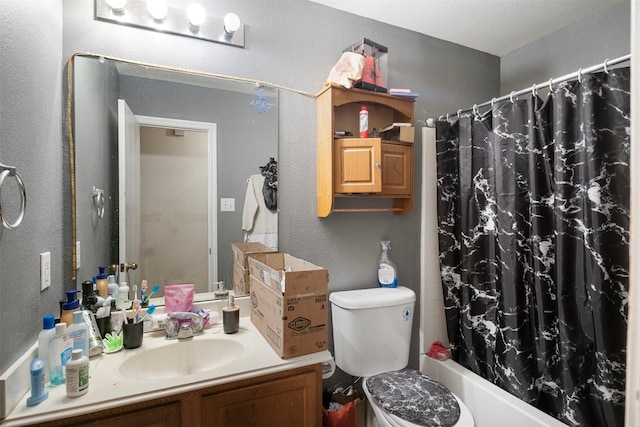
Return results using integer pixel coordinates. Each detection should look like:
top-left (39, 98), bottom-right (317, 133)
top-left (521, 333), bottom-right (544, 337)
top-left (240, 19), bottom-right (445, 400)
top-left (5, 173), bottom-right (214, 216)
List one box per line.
top-left (242, 174), bottom-right (278, 249)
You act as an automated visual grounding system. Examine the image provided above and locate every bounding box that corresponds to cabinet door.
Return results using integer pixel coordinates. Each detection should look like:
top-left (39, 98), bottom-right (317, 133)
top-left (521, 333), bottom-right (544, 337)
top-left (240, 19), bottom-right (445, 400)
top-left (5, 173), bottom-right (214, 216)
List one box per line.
top-left (381, 143), bottom-right (412, 195)
top-left (201, 368), bottom-right (320, 427)
top-left (77, 402), bottom-right (182, 427)
top-left (334, 138), bottom-right (382, 193)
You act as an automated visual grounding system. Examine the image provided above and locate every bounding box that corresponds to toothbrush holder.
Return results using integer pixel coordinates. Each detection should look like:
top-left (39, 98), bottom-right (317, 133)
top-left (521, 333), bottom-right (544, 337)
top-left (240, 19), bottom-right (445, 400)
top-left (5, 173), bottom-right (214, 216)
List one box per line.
top-left (123, 320), bottom-right (144, 349)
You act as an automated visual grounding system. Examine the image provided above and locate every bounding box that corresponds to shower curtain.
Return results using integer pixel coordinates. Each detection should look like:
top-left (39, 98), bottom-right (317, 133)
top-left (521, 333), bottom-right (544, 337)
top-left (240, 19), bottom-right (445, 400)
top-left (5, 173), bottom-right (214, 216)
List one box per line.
top-left (435, 68), bottom-right (630, 427)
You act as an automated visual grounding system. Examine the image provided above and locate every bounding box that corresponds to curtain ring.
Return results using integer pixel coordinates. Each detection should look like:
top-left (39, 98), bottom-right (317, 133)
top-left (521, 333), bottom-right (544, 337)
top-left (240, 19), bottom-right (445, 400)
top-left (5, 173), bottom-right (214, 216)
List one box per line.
top-left (603, 58), bottom-right (610, 74)
top-left (548, 78), bottom-right (554, 95)
top-left (577, 68), bottom-right (583, 83)
top-left (472, 104), bottom-right (479, 117)
top-left (491, 97), bottom-right (496, 108)
top-left (531, 84), bottom-right (537, 97)
top-left (509, 91), bottom-right (517, 103)
top-left (457, 109), bottom-right (462, 118)
top-left (0, 168), bottom-right (27, 230)
top-left (438, 115), bottom-right (444, 121)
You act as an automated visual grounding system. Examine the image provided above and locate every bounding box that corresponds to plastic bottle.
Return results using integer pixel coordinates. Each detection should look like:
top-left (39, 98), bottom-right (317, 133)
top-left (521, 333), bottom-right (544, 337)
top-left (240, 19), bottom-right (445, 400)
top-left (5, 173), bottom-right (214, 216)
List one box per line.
top-left (66, 349), bottom-right (89, 397)
top-left (107, 274), bottom-right (119, 304)
top-left (359, 105), bottom-right (369, 138)
top-left (50, 323), bottom-right (73, 386)
top-left (60, 289), bottom-right (81, 326)
top-left (68, 311), bottom-right (89, 357)
top-left (95, 266), bottom-right (109, 299)
top-left (377, 240), bottom-right (398, 288)
top-left (37, 315), bottom-right (55, 384)
top-left (223, 295), bottom-right (239, 334)
top-left (116, 280), bottom-right (130, 310)
top-left (26, 358), bottom-right (49, 407)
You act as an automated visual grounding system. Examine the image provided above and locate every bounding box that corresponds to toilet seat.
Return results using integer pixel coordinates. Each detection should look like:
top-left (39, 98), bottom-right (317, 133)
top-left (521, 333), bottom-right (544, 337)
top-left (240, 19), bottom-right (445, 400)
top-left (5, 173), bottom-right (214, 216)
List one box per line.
top-left (363, 370), bottom-right (475, 427)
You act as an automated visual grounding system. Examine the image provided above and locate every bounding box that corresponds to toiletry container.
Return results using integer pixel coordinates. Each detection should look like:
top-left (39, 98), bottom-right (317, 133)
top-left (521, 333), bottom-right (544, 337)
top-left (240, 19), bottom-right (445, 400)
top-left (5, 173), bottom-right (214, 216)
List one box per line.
top-left (66, 349), bottom-right (89, 397)
top-left (377, 240), bottom-right (398, 287)
top-left (95, 266), bottom-right (109, 298)
top-left (107, 274), bottom-right (118, 303)
top-left (223, 295), bottom-right (239, 334)
top-left (116, 280), bottom-right (130, 310)
top-left (81, 309), bottom-right (105, 357)
top-left (26, 358), bottom-right (48, 407)
top-left (359, 105), bottom-right (369, 138)
top-left (81, 280), bottom-right (98, 310)
top-left (50, 323), bottom-right (73, 386)
top-left (61, 290), bottom-right (81, 326)
top-left (329, 287), bottom-right (475, 427)
top-left (67, 311), bottom-right (89, 357)
top-left (37, 315), bottom-right (55, 383)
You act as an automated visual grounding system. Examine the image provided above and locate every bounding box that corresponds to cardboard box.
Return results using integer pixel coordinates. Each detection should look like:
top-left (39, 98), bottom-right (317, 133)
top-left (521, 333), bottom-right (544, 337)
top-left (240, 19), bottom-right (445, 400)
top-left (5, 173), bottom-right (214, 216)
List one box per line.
top-left (380, 125), bottom-right (414, 144)
top-left (249, 253), bottom-right (329, 359)
top-left (231, 242), bottom-right (277, 295)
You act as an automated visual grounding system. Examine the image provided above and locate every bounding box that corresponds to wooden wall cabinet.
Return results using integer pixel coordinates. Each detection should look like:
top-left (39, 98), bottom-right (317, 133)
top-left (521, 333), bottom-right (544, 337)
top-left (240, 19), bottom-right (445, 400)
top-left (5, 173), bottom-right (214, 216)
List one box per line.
top-left (36, 364), bottom-right (322, 427)
top-left (317, 84), bottom-right (415, 216)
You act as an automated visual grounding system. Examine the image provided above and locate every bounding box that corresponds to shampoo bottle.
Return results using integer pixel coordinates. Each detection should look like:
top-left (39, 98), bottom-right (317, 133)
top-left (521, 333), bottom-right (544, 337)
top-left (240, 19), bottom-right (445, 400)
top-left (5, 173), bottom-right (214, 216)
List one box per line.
top-left (377, 240), bottom-right (398, 288)
top-left (67, 311), bottom-right (89, 357)
top-left (95, 266), bottom-right (109, 299)
top-left (37, 315), bottom-right (55, 384)
top-left (223, 295), bottom-right (239, 334)
top-left (66, 349), bottom-right (89, 397)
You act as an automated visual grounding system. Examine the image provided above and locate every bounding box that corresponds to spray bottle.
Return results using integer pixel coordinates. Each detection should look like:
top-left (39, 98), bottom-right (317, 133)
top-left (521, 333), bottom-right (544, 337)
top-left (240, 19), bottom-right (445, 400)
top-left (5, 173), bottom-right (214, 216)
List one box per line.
top-left (377, 240), bottom-right (398, 288)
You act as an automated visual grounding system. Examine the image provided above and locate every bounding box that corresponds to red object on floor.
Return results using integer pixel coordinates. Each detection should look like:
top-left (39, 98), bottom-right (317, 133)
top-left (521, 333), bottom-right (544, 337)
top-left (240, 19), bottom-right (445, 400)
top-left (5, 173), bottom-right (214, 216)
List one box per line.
top-left (427, 341), bottom-right (451, 360)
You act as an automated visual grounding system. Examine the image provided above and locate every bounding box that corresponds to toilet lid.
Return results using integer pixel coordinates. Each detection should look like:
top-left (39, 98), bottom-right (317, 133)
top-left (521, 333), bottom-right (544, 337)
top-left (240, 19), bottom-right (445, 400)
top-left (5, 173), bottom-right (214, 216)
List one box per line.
top-left (366, 369), bottom-right (461, 427)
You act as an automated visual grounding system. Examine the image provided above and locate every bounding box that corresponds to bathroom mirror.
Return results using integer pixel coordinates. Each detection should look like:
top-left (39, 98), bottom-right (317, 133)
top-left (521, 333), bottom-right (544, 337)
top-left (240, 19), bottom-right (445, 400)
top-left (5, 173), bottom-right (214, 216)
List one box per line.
top-left (71, 54), bottom-right (278, 299)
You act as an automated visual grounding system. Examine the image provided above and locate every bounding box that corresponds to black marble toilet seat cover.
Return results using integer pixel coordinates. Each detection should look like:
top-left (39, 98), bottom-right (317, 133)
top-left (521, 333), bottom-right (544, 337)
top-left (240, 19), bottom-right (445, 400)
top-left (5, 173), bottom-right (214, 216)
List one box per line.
top-left (366, 368), bottom-right (461, 427)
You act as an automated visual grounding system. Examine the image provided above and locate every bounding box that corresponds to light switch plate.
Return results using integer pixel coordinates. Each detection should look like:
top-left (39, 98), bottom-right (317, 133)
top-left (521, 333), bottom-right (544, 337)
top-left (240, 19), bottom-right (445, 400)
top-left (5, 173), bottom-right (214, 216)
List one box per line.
top-left (40, 251), bottom-right (51, 291)
top-left (221, 198), bottom-right (235, 212)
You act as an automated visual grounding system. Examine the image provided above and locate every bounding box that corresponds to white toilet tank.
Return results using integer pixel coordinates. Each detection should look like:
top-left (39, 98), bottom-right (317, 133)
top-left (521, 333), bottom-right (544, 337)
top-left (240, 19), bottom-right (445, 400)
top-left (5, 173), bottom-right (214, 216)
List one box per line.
top-left (329, 286), bottom-right (416, 378)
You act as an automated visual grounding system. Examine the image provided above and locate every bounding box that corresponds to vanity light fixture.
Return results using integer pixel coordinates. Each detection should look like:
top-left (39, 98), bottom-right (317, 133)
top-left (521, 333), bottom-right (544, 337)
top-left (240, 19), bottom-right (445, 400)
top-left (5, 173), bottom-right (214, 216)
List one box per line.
top-left (94, 0), bottom-right (245, 48)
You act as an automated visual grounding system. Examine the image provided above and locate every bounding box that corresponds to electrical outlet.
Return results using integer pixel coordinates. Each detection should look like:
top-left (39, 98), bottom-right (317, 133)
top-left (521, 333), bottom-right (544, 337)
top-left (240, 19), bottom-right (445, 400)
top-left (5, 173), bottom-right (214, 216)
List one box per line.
top-left (220, 198), bottom-right (235, 212)
top-left (40, 252), bottom-right (51, 291)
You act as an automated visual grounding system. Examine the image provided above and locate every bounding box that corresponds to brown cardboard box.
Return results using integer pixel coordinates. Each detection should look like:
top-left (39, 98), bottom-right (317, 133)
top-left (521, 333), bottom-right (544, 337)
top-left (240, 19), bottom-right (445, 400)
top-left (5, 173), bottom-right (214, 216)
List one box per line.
top-left (231, 242), bottom-right (277, 295)
top-left (380, 125), bottom-right (414, 143)
top-left (249, 253), bottom-right (329, 359)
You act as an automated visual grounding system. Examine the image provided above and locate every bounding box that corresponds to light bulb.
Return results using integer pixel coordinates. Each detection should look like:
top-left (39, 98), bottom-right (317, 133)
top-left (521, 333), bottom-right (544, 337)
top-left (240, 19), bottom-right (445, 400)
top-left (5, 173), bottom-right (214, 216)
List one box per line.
top-left (106, 0), bottom-right (127, 12)
top-left (223, 12), bottom-right (240, 34)
top-left (146, 0), bottom-right (168, 21)
top-left (187, 4), bottom-right (206, 27)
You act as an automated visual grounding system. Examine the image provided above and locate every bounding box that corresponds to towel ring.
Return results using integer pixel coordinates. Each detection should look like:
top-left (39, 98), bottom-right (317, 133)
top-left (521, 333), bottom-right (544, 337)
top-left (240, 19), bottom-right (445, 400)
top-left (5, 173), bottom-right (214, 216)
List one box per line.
top-left (0, 165), bottom-right (27, 230)
top-left (603, 58), bottom-right (610, 74)
top-left (93, 186), bottom-right (105, 219)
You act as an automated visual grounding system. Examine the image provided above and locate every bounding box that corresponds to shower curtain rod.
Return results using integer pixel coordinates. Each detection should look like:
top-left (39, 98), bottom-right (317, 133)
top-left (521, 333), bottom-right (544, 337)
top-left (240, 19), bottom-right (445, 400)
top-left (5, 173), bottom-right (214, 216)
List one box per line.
top-left (436, 53), bottom-right (631, 123)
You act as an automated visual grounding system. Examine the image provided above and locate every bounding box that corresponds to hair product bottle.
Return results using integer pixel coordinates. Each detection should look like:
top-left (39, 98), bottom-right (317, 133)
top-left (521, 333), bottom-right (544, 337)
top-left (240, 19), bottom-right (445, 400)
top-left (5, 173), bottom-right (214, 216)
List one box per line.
top-left (65, 349), bottom-right (89, 397)
top-left (359, 105), bottom-right (369, 138)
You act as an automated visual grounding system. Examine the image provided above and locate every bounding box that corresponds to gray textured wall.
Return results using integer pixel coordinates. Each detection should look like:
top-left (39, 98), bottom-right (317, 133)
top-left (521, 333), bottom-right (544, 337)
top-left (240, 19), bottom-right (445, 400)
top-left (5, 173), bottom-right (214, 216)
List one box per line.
top-left (501, 1), bottom-right (630, 93)
top-left (1, 0), bottom-right (500, 374)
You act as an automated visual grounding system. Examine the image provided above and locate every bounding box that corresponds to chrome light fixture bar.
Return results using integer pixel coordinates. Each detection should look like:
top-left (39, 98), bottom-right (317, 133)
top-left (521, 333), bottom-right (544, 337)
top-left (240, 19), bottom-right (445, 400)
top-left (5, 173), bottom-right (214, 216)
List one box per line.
top-left (95, 0), bottom-right (245, 48)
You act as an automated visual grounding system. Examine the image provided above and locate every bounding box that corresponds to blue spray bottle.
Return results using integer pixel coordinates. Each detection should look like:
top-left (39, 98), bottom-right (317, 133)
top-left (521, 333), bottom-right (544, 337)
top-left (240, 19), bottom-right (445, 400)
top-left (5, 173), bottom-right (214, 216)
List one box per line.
top-left (377, 240), bottom-right (398, 288)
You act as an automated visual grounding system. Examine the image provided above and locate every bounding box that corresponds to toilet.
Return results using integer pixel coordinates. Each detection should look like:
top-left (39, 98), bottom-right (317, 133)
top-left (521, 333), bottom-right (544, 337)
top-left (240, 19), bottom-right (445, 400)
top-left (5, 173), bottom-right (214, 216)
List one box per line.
top-left (329, 286), bottom-right (475, 427)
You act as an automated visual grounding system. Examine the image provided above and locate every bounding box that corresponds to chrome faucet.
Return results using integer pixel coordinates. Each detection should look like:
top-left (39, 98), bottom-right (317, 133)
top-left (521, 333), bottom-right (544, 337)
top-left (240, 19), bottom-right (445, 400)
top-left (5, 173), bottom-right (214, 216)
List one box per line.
top-left (177, 322), bottom-right (194, 340)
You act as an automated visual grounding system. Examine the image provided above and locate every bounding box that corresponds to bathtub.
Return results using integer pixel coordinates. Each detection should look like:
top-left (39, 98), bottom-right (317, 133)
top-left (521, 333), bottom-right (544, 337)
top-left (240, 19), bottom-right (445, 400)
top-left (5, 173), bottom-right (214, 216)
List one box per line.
top-left (420, 355), bottom-right (568, 427)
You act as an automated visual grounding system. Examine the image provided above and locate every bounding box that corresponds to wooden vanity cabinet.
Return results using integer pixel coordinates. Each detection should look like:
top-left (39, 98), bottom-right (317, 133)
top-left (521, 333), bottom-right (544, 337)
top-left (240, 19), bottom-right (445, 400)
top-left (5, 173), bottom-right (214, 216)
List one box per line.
top-left (317, 84), bottom-right (415, 216)
top-left (35, 364), bottom-right (322, 427)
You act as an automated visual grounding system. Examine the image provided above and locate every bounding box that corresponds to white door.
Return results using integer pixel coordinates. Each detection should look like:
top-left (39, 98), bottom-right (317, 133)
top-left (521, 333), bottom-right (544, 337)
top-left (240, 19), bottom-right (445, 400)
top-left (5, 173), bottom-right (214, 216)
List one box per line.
top-left (118, 99), bottom-right (141, 280)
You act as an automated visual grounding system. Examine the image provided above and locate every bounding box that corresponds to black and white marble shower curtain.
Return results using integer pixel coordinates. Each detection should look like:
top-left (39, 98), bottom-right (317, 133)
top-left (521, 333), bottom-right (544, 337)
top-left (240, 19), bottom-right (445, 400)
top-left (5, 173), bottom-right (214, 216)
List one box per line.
top-left (435, 68), bottom-right (630, 427)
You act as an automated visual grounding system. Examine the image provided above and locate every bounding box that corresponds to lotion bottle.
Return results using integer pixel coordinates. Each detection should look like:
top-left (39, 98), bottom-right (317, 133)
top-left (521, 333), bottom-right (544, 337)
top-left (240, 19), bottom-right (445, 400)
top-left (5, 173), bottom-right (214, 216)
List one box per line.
top-left (50, 323), bottom-right (72, 386)
top-left (116, 281), bottom-right (130, 310)
top-left (107, 274), bottom-right (118, 305)
top-left (223, 295), bottom-right (239, 334)
top-left (65, 349), bottom-right (89, 397)
top-left (377, 240), bottom-right (398, 288)
top-left (61, 290), bottom-right (81, 326)
top-left (95, 266), bottom-right (109, 299)
top-left (37, 315), bottom-right (55, 384)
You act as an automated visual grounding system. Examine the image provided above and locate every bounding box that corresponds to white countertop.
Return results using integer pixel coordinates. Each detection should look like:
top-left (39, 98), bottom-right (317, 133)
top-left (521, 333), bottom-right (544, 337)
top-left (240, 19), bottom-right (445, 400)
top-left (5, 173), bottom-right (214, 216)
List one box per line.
top-left (1, 316), bottom-right (332, 426)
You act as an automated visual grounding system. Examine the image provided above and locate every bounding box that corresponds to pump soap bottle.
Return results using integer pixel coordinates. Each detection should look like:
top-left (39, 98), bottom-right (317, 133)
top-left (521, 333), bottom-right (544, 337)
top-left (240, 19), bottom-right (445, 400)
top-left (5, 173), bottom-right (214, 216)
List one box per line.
top-left (223, 296), bottom-right (239, 334)
top-left (377, 240), bottom-right (398, 288)
top-left (61, 290), bottom-right (81, 326)
top-left (95, 266), bottom-right (109, 299)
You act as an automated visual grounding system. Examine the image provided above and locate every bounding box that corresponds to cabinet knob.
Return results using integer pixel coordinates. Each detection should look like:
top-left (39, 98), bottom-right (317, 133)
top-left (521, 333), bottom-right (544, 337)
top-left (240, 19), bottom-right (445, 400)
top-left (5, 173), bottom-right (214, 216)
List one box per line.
top-left (375, 162), bottom-right (382, 169)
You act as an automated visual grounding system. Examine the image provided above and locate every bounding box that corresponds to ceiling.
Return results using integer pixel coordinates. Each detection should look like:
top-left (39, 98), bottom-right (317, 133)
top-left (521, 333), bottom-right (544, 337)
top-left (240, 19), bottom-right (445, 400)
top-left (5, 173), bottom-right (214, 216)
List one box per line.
top-left (309, 0), bottom-right (626, 56)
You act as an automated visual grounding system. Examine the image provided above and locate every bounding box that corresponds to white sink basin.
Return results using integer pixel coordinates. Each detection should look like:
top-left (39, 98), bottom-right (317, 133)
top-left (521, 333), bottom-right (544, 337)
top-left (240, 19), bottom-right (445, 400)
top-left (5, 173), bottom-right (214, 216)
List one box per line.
top-left (118, 338), bottom-right (246, 380)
